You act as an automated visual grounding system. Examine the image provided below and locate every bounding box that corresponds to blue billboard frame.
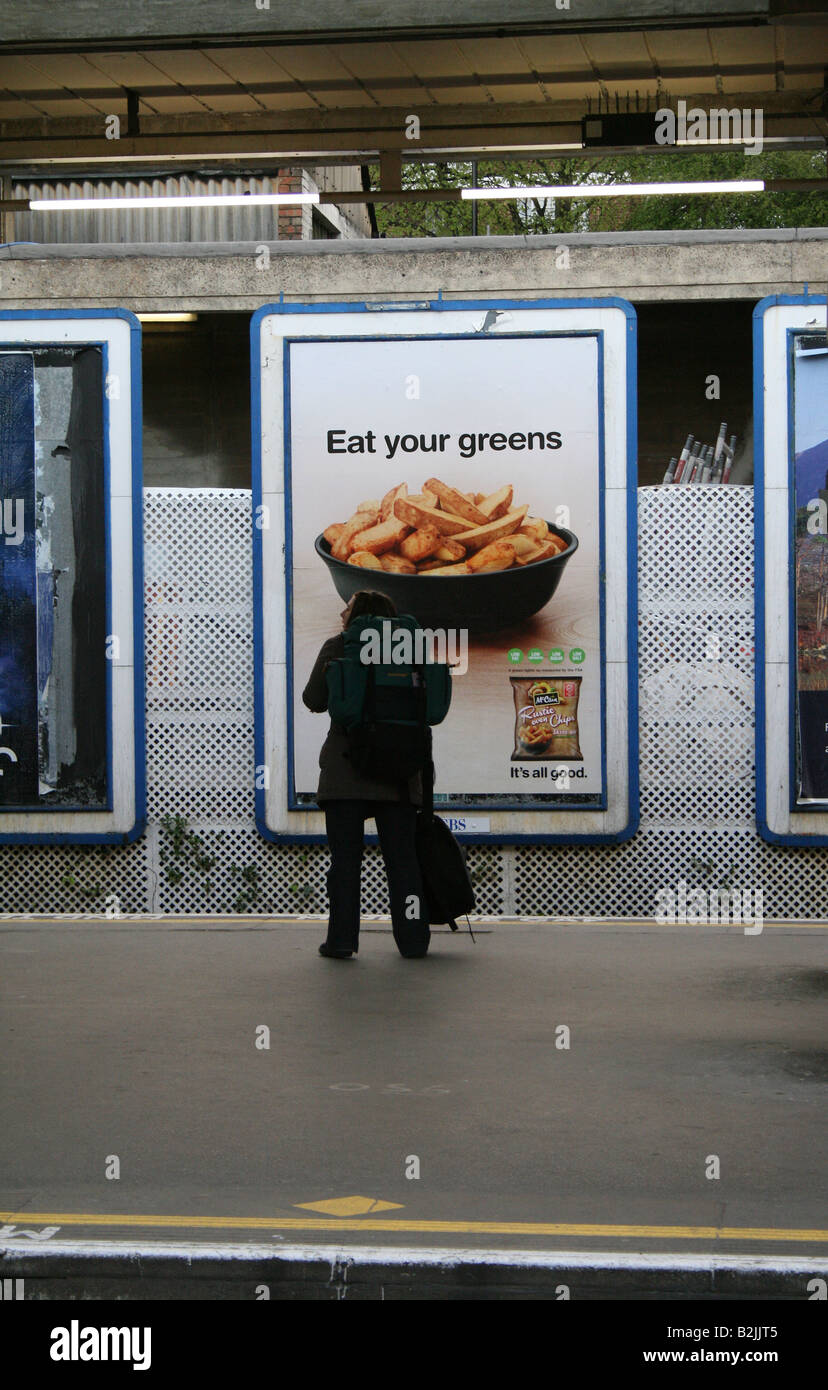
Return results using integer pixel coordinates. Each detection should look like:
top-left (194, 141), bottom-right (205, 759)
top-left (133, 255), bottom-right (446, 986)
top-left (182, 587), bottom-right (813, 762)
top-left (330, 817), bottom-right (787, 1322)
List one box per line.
top-left (0, 309), bottom-right (145, 845)
top-left (251, 296), bottom-right (639, 846)
top-left (753, 292), bottom-right (828, 847)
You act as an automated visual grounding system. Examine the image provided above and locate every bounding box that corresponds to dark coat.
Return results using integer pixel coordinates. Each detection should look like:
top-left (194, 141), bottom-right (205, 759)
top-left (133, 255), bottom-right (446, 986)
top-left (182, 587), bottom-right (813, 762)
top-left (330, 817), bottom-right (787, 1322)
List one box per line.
top-left (302, 632), bottom-right (423, 805)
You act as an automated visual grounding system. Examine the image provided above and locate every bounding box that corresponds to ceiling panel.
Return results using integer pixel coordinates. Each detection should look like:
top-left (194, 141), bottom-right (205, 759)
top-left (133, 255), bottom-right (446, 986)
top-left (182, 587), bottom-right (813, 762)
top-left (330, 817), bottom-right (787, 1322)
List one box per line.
top-left (199, 93), bottom-right (263, 114)
top-left (578, 45), bottom-right (656, 85)
top-left (709, 30), bottom-right (771, 94)
top-left (336, 44), bottom-right (430, 104)
top-left (329, 41), bottom-right (422, 81)
top-left (308, 86), bottom-right (381, 108)
top-left (388, 40), bottom-right (475, 77)
top-left (720, 72), bottom-right (775, 94)
top-left (0, 56), bottom-right (71, 90)
top-left (647, 28), bottom-right (719, 70)
top-left (658, 75), bottom-right (719, 96)
top-left (144, 50), bottom-right (236, 86)
top-left (262, 47), bottom-right (377, 105)
top-left (250, 89), bottom-right (321, 110)
top-left (202, 47), bottom-right (299, 84)
top-left (513, 33), bottom-right (597, 73)
top-left (82, 51), bottom-right (179, 87)
top-left (362, 85), bottom-right (434, 106)
top-left (32, 99), bottom-right (93, 116)
top-left (784, 24), bottom-right (828, 55)
top-left (17, 53), bottom-right (122, 89)
top-left (391, 39), bottom-right (485, 104)
top-left (543, 78), bottom-right (606, 102)
top-left (783, 27), bottom-right (828, 74)
top-left (0, 99), bottom-right (44, 118)
top-left (433, 42), bottom-right (499, 101)
top-left (574, 32), bottom-right (654, 67)
top-left (265, 45), bottom-right (363, 83)
top-left (202, 46), bottom-right (320, 108)
top-left (473, 78), bottom-right (544, 103)
top-left (419, 82), bottom-right (496, 105)
top-left (142, 95), bottom-right (212, 114)
top-left (783, 72), bottom-right (824, 93)
top-left (712, 28), bottom-right (773, 64)
top-left (455, 36), bottom-right (529, 74)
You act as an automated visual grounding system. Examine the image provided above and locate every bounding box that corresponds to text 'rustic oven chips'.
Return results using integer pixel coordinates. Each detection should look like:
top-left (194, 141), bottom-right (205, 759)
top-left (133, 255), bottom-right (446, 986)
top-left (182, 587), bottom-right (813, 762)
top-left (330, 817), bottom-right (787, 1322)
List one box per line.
top-left (510, 677), bottom-right (583, 761)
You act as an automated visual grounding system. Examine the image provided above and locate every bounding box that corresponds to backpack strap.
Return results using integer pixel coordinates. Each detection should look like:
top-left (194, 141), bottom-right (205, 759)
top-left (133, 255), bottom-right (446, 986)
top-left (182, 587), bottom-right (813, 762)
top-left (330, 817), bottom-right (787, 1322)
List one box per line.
top-left (446, 916), bottom-right (477, 942)
top-left (422, 720), bottom-right (435, 818)
top-left (424, 764), bottom-right (475, 944)
top-left (364, 658), bottom-right (377, 727)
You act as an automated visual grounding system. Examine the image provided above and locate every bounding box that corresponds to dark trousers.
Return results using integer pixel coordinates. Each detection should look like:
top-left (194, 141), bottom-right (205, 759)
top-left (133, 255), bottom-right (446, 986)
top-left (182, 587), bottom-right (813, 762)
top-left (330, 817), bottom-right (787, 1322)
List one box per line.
top-left (323, 800), bottom-right (430, 957)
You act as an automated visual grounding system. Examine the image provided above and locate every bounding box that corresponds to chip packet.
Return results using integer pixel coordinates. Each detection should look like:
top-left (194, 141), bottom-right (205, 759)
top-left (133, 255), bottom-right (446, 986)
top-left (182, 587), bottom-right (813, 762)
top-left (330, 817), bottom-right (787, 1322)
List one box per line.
top-left (510, 676), bottom-right (583, 760)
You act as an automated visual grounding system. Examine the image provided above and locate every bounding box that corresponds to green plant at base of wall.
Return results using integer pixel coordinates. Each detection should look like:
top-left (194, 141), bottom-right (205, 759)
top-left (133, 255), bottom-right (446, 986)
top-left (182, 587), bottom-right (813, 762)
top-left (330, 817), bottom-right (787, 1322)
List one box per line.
top-left (288, 849), bottom-right (324, 912)
top-left (59, 845), bottom-right (114, 908)
top-left (230, 862), bottom-right (261, 913)
top-left (158, 813), bottom-right (217, 900)
top-left (690, 857), bottom-right (737, 893)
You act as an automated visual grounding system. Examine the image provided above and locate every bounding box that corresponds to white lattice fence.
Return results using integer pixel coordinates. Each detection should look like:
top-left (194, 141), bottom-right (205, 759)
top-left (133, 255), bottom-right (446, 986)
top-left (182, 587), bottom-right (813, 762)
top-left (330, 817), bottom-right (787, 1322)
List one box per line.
top-left (2, 485), bottom-right (827, 918)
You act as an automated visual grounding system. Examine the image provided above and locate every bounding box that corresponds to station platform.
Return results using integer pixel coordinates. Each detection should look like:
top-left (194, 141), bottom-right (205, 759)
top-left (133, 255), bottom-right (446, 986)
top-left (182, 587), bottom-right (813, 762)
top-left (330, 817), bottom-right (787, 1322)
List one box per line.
top-left (1, 917), bottom-right (826, 1299)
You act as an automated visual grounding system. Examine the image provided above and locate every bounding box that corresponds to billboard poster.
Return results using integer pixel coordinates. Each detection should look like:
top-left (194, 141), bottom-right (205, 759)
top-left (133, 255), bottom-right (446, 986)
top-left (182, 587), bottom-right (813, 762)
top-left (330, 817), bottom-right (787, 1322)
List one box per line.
top-left (288, 333), bottom-right (604, 808)
top-left (0, 311), bottom-right (144, 844)
top-left (0, 345), bottom-right (108, 811)
top-left (252, 298), bottom-right (637, 843)
top-left (792, 335), bottom-right (828, 803)
top-left (0, 353), bottom-right (37, 804)
top-left (754, 293), bottom-right (828, 845)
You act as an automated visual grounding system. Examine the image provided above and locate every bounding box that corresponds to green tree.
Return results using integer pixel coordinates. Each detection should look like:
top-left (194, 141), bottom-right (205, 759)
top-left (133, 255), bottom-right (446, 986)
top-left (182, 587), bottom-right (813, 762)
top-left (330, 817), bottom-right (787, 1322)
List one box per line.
top-left (371, 149), bottom-right (827, 238)
top-left (590, 148), bottom-right (828, 231)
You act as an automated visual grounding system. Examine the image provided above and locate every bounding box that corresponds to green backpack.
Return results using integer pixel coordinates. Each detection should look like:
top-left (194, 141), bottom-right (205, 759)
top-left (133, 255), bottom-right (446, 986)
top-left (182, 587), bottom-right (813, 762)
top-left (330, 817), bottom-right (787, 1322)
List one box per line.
top-left (325, 614), bottom-right (452, 783)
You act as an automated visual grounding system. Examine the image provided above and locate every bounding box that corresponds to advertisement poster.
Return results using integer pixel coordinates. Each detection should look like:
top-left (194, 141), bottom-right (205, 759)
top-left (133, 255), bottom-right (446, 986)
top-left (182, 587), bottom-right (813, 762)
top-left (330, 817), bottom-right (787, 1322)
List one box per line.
top-left (0, 310), bottom-right (144, 844)
top-left (287, 333), bottom-right (604, 809)
top-left (0, 353), bottom-right (37, 805)
top-left (0, 345), bottom-right (108, 811)
top-left (792, 335), bottom-right (828, 803)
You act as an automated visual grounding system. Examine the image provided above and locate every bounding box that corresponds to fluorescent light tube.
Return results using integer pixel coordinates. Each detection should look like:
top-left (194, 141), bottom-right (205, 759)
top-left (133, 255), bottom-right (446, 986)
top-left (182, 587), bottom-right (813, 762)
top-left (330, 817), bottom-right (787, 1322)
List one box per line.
top-left (461, 180), bottom-right (765, 199)
top-left (30, 192), bottom-right (320, 211)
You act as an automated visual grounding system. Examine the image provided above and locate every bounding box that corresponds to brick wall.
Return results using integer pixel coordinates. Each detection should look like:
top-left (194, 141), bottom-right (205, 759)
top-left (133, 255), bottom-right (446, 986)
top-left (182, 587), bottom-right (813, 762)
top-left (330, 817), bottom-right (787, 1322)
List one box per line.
top-left (277, 168), bottom-right (311, 240)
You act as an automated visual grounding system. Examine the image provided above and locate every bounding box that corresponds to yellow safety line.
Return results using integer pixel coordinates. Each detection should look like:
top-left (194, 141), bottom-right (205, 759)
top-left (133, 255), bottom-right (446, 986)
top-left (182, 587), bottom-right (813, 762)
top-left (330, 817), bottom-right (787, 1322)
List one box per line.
top-left (2, 1212), bottom-right (827, 1242)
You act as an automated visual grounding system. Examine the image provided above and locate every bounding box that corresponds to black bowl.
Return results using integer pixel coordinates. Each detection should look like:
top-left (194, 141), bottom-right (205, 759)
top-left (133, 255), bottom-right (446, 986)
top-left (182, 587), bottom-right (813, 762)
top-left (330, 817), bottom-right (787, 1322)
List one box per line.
top-left (314, 523), bottom-right (579, 634)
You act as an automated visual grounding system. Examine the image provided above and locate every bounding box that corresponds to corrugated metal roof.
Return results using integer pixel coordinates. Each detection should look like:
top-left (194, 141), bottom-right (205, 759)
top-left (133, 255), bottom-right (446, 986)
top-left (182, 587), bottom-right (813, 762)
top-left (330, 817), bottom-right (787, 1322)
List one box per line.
top-left (12, 173), bottom-right (303, 244)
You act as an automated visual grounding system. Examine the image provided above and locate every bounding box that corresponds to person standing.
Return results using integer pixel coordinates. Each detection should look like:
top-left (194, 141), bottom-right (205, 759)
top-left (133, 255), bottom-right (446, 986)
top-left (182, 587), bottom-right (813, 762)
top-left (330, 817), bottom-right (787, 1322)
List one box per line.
top-left (302, 590), bottom-right (430, 960)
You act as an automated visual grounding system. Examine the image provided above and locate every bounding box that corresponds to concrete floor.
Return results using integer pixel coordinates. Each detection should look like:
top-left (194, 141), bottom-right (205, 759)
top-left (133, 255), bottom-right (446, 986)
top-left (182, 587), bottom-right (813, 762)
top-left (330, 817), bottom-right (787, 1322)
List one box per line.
top-left (1, 919), bottom-right (826, 1264)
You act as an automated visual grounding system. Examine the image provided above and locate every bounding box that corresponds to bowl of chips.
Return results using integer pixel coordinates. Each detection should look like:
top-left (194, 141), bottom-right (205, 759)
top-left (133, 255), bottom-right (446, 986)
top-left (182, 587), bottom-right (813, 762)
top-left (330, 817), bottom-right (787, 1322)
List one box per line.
top-left (314, 478), bottom-right (578, 634)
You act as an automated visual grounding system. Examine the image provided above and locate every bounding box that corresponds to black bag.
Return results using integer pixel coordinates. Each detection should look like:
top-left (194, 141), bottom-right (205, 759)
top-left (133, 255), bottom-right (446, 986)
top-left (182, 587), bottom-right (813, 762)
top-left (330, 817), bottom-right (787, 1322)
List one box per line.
top-left (415, 747), bottom-right (476, 937)
top-left (347, 709), bottom-right (430, 784)
top-left (325, 614), bottom-right (451, 786)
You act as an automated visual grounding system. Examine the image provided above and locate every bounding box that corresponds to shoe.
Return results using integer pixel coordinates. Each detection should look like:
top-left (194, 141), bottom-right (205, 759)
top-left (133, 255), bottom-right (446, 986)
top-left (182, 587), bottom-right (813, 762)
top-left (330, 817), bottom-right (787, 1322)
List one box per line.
top-left (318, 942), bottom-right (355, 959)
